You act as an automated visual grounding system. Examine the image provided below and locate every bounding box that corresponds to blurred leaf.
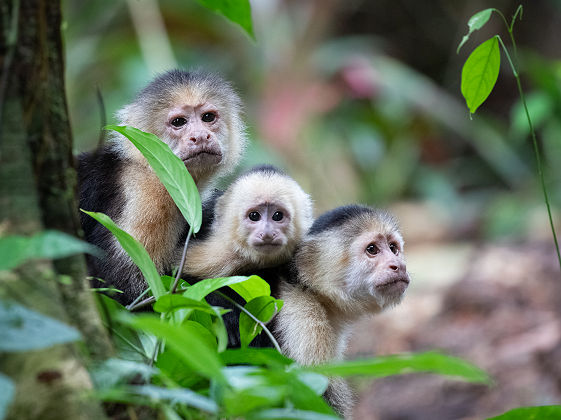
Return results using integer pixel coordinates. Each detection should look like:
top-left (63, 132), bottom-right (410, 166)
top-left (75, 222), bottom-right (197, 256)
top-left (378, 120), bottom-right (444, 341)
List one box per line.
top-left (239, 296), bottom-right (283, 347)
top-left (195, 0), bottom-right (255, 40)
top-left (106, 125), bottom-right (202, 232)
top-left (306, 351), bottom-right (491, 384)
top-left (98, 385), bottom-right (218, 413)
top-left (461, 36), bottom-right (501, 115)
top-left (0, 231), bottom-right (99, 271)
top-left (483, 195), bottom-right (530, 240)
top-left (457, 9), bottom-right (494, 53)
top-left (488, 405), bottom-right (561, 420)
top-left (0, 300), bottom-right (81, 352)
top-left (229, 275), bottom-right (271, 301)
top-left (0, 373), bottom-right (15, 420)
top-left (82, 210), bottom-right (166, 299)
top-left (249, 409), bottom-right (340, 420)
top-left (185, 275), bottom-right (260, 301)
top-left (220, 348), bottom-right (292, 368)
top-left (295, 372), bottom-right (329, 396)
top-left (510, 92), bottom-right (553, 139)
top-left (120, 314), bottom-right (225, 382)
top-left (91, 358), bottom-right (158, 389)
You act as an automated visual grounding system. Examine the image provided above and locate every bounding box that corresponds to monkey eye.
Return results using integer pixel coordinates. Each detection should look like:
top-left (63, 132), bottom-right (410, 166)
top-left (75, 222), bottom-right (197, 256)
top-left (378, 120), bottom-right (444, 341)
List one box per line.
top-left (201, 112), bottom-right (216, 123)
top-left (389, 243), bottom-right (399, 255)
top-left (366, 244), bottom-right (379, 256)
top-left (272, 211), bottom-right (284, 221)
top-left (171, 117), bottom-right (187, 127)
top-left (248, 211), bottom-right (261, 222)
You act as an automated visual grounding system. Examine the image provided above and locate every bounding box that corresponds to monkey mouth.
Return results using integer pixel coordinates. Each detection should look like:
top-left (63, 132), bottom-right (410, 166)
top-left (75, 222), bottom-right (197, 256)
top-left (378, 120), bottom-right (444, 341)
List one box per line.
top-left (376, 276), bottom-right (410, 294)
top-left (183, 149), bottom-right (222, 165)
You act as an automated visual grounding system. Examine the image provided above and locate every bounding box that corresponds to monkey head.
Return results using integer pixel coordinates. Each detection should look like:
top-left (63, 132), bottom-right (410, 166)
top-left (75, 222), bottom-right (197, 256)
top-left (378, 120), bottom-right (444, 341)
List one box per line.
top-left (115, 70), bottom-right (247, 186)
top-left (217, 166), bottom-right (313, 267)
top-left (295, 205), bottom-right (410, 314)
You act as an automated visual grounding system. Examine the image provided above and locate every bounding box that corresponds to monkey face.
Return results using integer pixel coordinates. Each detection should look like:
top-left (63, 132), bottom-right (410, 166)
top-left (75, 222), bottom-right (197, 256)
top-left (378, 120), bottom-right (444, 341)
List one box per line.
top-left (345, 229), bottom-right (410, 309)
top-left (242, 202), bottom-right (292, 260)
top-left (163, 101), bottom-right (226, 181)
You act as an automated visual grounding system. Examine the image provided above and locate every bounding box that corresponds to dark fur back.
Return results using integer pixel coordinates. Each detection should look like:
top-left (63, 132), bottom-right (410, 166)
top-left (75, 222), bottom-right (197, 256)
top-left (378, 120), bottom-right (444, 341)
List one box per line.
top-left (309, 204), bottom-right (375, 235)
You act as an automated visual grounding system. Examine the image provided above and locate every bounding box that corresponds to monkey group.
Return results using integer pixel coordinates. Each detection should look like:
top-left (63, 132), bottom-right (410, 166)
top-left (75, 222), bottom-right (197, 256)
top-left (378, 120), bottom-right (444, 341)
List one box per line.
top-left (78, 69), bottom-right (410, 418)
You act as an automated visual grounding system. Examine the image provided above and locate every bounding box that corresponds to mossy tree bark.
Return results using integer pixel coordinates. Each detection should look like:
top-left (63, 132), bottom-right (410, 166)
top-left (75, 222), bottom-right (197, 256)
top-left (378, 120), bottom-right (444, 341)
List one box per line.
top-left (0, 0), bottom-right (112, 418)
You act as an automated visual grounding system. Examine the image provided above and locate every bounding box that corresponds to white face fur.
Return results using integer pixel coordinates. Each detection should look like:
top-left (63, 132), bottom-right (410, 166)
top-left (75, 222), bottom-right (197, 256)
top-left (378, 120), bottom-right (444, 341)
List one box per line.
top-left (242, 201), bottom-right (292, 256)
top-left (344, 228), bottom-right (409, 310)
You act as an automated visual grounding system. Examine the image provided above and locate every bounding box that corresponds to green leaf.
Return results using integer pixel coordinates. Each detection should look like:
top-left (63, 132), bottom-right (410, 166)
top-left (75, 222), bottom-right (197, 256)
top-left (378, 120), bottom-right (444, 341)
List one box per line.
top-left (229, 275), bottom-right (271, 301)
top-left (82, 210), bottom-right (166, 299)
top-left (98, 385), bottom-right (218, 413)
top-left (153, 294), bottom-right (216, 314)
top-left (0, 230), bottom-right (99, 271)
top-left (457, 8), bottom-right (494, 53)
top-left (0, 373), bottom-right (15, 420)
top-left (488, 405), bottom-right (561, 420)
top-left (220, 348), bottom-right (292, 368)
top-left (119, 314), bottom-right (225, 382)
top-left (184, 275), bottom-right (257, 301)
top-left (306, 351), bottom-right (491, 384)
top-left (195, 0), bottom-right (255, 40)
top-left (106, 125), bottom-right (202, 232)
top-left (249, 409), bottom-right (340, 420)
top-left (461, 36), bottom-right (501, 115)
top-left (239, 296), bottom-right (283, 347)
top-left (0, 300), bottom-right (81, 352)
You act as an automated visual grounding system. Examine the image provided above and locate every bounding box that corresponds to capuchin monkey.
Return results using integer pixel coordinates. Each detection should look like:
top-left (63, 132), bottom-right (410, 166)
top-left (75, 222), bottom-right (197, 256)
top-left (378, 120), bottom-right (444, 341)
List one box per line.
top-left (79, 69), bottom-right (247, 305)
top-left (275, 205), bottom-right (410, 418)
top-left (183, 165), bottom-right (314, 346)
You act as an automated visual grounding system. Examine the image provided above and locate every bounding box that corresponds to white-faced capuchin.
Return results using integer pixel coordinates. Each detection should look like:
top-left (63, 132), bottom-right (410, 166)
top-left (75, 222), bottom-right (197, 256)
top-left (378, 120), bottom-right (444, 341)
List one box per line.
top-left (275, 205), bottom-right (410, 418)
top-left (182, 165), bottom-right (314, 346)
top-left (79, 69), bottom-right (247, 305)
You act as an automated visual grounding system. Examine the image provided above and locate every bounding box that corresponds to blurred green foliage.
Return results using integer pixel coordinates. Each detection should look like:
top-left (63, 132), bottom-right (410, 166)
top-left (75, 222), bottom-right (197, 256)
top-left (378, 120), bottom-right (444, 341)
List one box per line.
top-left (63, 0), bottom-right (561, 241)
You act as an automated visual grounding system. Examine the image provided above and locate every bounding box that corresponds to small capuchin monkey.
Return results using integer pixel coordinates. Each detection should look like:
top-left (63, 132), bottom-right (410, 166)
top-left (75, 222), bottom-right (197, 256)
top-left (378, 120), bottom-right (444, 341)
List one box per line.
top-left (79, 70), bottom-right (247, 305)
top-left (182, 165), bottom-right (314, 346)
top-left (275, 205), bottom-right (410, 418)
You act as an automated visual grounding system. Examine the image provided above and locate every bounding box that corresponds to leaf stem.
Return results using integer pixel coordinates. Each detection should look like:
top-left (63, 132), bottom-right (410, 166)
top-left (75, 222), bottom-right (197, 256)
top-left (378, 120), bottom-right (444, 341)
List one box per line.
top-left (214, 290), bottom-right (282, 353)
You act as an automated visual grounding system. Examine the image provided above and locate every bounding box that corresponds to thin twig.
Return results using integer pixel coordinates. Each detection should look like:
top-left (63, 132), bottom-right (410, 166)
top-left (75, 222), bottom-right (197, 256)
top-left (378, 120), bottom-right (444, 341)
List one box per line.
top-left (214, 290), bottom-right (282, 353)
top-left (126, 287), bottom-right (151, 310)
top-left (128, 295), bottom-right (155, 311)
top-left (171, 224), bottom-right (193, 294)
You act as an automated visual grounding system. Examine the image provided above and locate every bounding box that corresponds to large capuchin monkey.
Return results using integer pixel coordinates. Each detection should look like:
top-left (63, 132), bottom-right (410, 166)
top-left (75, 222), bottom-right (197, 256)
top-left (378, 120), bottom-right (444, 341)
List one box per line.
top-left (79, 70), bottom-right (247, 305)
top-left (183, 165), bottom-right (314, 346)
top-left (275, 205), bottom-right (410, 418)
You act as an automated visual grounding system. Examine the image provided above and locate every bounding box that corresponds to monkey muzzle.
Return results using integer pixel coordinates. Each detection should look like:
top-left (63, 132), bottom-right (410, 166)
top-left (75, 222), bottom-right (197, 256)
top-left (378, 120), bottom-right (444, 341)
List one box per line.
top-left (375, 274), bottom-right (410, 297)
top-left (183, 147), bottom-right (222, 166)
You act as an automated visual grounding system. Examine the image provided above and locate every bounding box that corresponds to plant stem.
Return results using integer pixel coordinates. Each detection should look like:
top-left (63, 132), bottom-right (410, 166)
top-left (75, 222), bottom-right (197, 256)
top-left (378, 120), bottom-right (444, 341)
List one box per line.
top-left (171, 224), bottom-right (193, 294)
top-left (214, 290), bottom-right (282, 353)
top-left (496, 8), bottom-right (561, 271)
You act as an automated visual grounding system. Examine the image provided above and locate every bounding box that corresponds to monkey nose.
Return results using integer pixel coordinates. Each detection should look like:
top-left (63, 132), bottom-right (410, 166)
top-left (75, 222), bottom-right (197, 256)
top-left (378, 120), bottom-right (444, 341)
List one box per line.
top-left (189, 133), bottom-right (211, 143)
top-left (389, 264), bottom-right (399, 271)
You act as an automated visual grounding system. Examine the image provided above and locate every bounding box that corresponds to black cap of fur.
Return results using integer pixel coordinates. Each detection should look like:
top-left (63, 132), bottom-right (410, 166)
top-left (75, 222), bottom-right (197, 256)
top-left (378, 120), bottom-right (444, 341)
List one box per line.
top-left (309, 204), bottom-right (378, 235)
top-left (243, 164), bottom-right (285, 177)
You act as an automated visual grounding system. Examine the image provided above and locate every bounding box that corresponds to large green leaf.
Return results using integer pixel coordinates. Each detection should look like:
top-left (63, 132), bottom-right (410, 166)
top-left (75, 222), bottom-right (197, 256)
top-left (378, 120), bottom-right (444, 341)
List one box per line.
top-left (239, 296), bottom-right (283, 347)
top-left (461, 36), bottom-right (501, 115)
top-left (0, 373), bottom-right (15, 420)
top-left (229, 275), bottom-right (271, 301)
top-left (184, 275), bottom-right (266, 301)
top-left (0, 300), bottom-right (81, 352)
top-left (120, 314), bottom-right (225, 382)
top-left (195, 0), bottom-right (255, 40)
top-left (457, 8), bottom-right (494, 53)
top-left (106, 125), bottom-right (202, 233)
top-left (0, 231), bottom-right (99, 271)
top-left (153, 294), bottom-right (217, 314)
top-left (306, 351), bottom-right (491, 384)
top-left (82, 210), bottom-right (165, 299)
top-left (487, 405), bottom-right (561, 420)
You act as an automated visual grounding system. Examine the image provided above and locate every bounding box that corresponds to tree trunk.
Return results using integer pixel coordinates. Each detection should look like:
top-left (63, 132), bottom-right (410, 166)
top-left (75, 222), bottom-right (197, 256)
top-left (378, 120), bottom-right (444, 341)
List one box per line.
top-left (0, 0), bottom-right (111, 418)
